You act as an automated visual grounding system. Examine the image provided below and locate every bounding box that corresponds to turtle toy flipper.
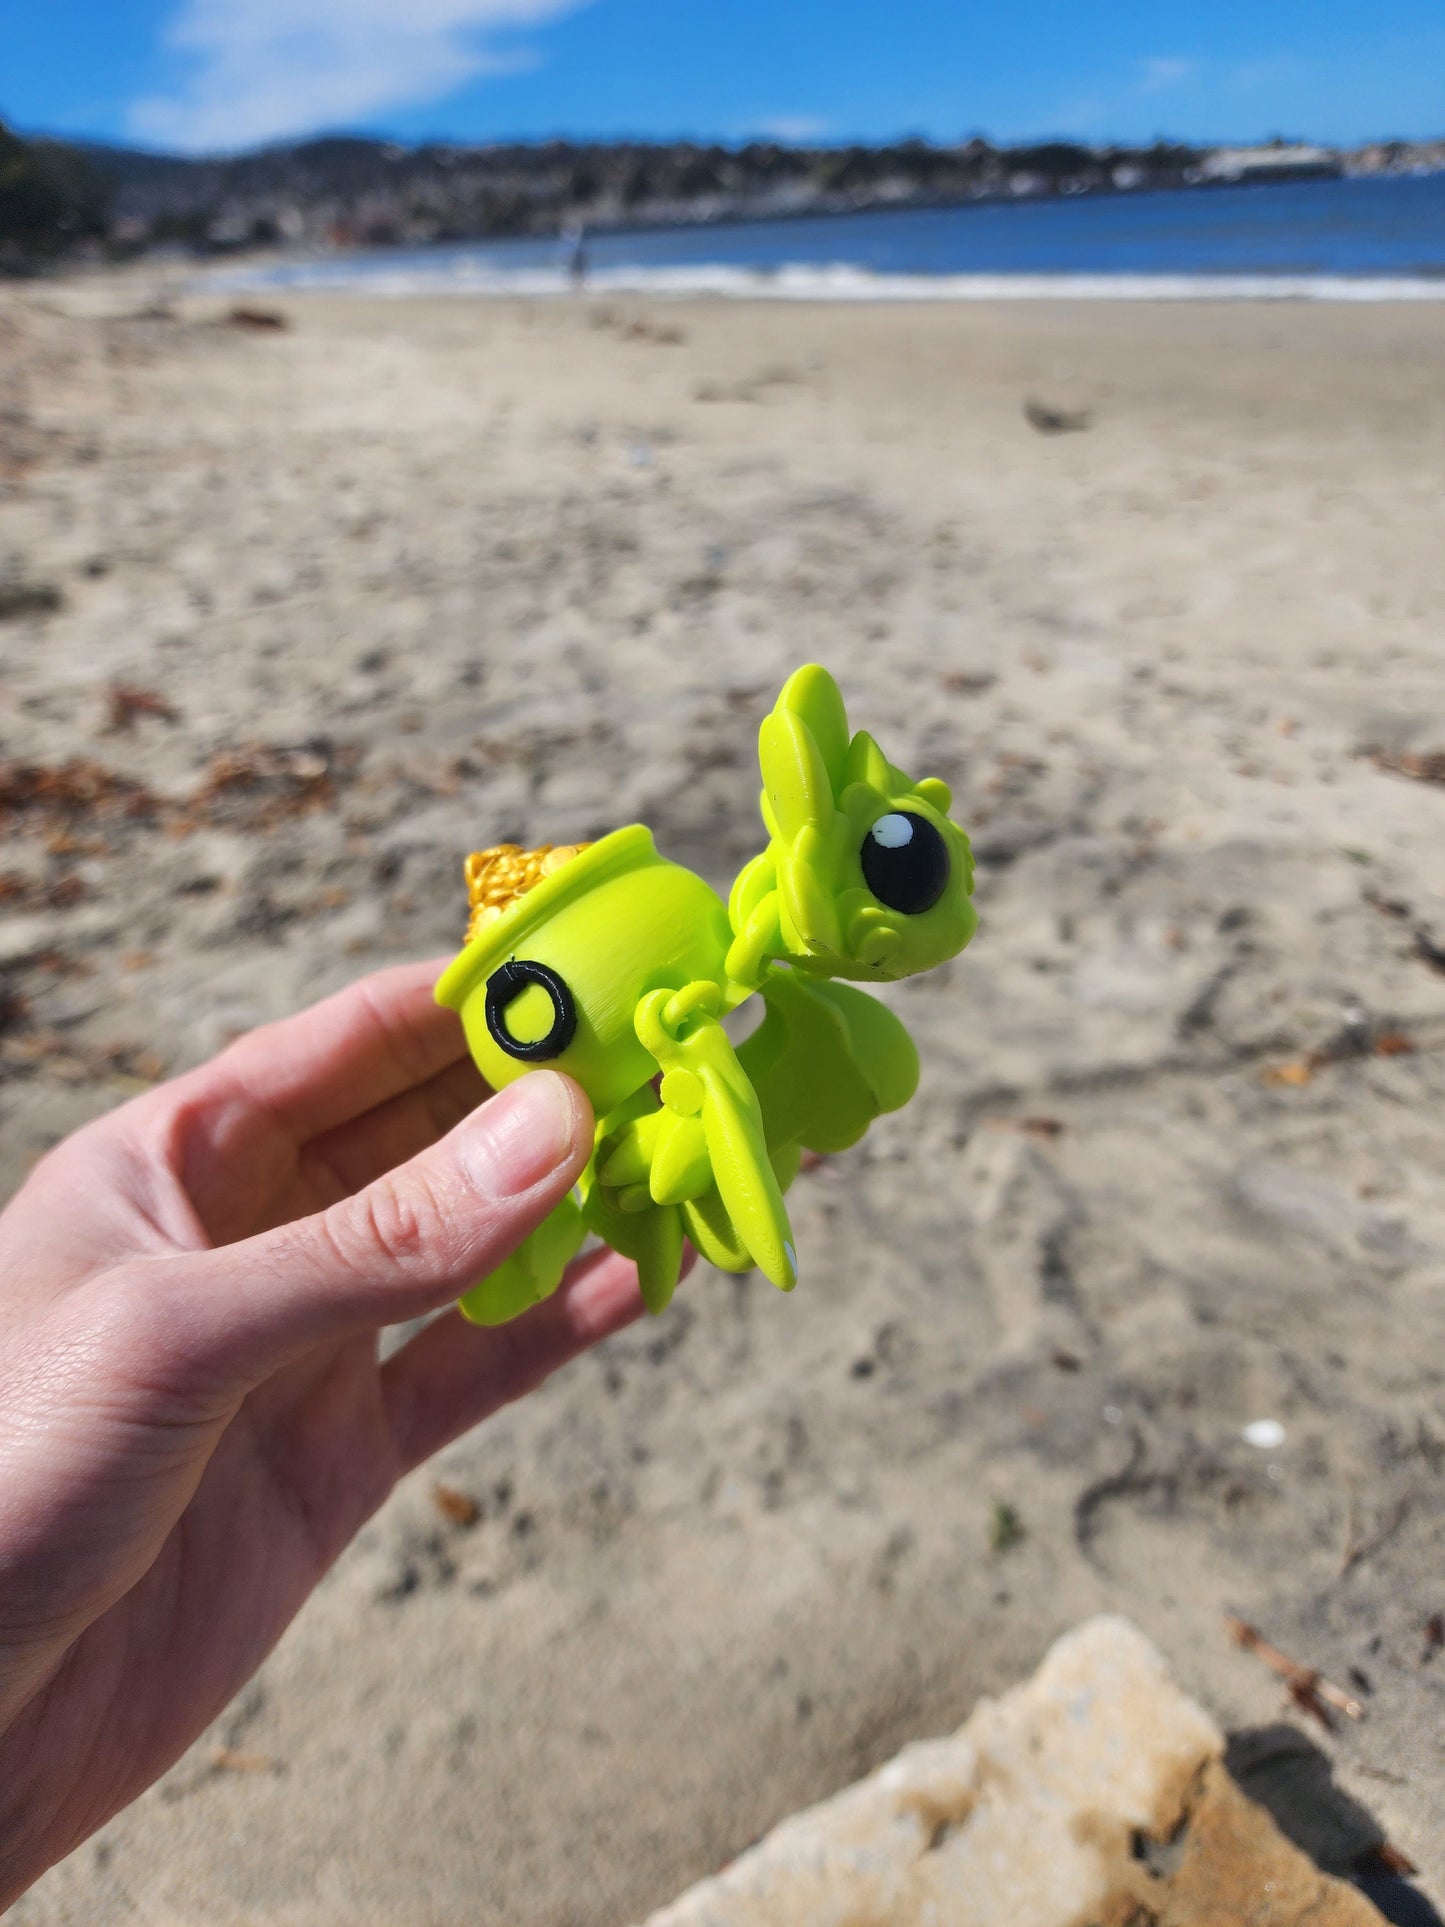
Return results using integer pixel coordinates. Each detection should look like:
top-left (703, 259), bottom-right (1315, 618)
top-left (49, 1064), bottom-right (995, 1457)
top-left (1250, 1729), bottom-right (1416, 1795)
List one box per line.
top-left (594, 984), bottom-right (796, 1299)
top-left (634, 985), bottom-right (796, 1292)
top-left (436, 664), bottom-right (977, 1323)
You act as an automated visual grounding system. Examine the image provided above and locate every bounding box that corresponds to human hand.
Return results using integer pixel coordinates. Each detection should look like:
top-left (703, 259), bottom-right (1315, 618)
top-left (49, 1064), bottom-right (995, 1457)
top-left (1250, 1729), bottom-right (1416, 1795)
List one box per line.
top-left (0, 960), bottom-right (645, 1906)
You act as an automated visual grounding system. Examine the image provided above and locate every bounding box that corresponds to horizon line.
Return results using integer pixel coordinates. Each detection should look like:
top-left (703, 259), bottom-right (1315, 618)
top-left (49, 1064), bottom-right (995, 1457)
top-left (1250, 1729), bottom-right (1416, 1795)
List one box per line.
top-left (11, 120), bottom-right (1445, 167)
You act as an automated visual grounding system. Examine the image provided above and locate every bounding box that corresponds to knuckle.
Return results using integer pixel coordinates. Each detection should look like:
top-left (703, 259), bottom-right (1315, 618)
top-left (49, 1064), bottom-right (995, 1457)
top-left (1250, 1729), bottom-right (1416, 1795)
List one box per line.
top-left (339, 1171), bottom-right (447, 1275)
top-left (357, 974), bottom-right (437, 1088)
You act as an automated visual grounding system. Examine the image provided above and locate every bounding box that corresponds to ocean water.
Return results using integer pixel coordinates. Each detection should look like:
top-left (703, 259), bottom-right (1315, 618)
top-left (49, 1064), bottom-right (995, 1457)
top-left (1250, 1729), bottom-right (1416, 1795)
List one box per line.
top-left (220, 173), bottom-right (1445, 301)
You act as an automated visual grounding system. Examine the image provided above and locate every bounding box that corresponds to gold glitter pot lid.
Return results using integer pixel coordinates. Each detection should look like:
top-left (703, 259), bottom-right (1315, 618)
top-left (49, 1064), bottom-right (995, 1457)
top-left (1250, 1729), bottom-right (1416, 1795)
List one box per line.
top-left (464, 841), bottom-right (592, 942)
top-left (435, 825), bottom-right (662, 1013)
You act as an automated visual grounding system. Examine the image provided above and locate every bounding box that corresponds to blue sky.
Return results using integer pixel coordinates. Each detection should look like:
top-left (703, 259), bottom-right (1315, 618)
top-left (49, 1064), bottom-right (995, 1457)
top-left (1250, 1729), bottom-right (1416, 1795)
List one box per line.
top-left (5, 0), bottom-right (1443, 156)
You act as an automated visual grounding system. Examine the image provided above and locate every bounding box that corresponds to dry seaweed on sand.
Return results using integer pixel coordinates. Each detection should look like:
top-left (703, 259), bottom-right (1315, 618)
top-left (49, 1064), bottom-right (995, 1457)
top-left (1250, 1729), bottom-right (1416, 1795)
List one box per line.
top-left (1262, 1028), bottom-right (1417, 1087)
top-left (0, 757), bottom-right (161, 828)
top-left (1224, 1616), bottom-right (1363, 1732)
top-left (0, 869), bottom-right (88, 911)
top-left (225, 306), bottom-right (290, 332)
top-left (432, 1484), bottom-right (482, 1529)
top-left (0, 740), bottom-right (357, 841)
top-left (190, 740), bottom-right (354, 827)
top-left (0, 1018), bottom-right (168, 1090)
top-left (106, 683), bottom-right (179, 732)
top-left (1363, 746), bottom-right (1445, 787)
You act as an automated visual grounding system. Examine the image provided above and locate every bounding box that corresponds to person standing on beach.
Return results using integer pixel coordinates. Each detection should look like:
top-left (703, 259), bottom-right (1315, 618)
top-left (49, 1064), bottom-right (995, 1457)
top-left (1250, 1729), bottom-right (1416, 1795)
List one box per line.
top-left (0, 961), bottom-right (646, 1908)
top-left (567, 222), bottom-right (589, 287)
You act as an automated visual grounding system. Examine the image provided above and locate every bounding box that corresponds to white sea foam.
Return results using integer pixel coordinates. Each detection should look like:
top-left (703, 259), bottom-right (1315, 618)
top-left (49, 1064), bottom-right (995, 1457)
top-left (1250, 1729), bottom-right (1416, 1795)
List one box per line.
top-left (210, 257), bottom-right (1445, 303)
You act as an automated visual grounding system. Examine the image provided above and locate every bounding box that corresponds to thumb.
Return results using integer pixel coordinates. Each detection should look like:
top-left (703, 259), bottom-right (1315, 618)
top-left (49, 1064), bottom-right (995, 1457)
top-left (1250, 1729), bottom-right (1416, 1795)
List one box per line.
top-left (155, 1072), bottom-right (593, 1386)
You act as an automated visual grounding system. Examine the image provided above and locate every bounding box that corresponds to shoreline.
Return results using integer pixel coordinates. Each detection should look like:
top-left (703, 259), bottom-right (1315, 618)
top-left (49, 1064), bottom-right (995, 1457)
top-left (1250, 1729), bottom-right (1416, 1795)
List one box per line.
top-left (197, 174), bottom-right (1445, 305)
top-left (207, 263), bottom-right (1445, 302)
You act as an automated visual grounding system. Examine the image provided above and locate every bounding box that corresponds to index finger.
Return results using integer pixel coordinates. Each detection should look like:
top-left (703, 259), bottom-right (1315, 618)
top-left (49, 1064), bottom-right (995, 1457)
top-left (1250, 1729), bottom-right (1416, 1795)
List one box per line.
top-left (204, 957), bottom-right (470, 1143)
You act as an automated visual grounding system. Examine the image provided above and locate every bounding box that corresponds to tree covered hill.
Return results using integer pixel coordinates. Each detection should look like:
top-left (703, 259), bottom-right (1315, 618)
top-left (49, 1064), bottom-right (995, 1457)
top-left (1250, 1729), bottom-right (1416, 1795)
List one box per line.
top-left (2, 120), bottom-right (1437, 269)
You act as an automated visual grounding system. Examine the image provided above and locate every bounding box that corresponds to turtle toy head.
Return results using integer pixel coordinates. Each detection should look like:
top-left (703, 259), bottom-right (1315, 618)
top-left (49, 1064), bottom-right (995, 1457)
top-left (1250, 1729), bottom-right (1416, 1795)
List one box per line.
top-left (728, 664), bottom-right (977, 986)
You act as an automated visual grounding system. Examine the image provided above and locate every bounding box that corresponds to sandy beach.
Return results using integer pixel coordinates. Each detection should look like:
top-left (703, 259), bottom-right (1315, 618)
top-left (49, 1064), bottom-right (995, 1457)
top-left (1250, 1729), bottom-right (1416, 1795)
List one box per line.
top-left (2, 278), bottom-right (1443, 1919)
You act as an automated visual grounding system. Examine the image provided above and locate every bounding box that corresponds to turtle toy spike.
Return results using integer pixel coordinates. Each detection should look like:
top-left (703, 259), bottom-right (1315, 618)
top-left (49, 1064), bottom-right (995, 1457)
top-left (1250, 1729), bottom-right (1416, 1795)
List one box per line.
top-left (435, 665), bottom-right (978, 1324)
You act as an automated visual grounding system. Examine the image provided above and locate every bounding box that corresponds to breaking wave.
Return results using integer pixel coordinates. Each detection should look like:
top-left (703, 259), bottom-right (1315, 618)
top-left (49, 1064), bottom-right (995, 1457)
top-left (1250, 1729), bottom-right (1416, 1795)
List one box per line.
top-left (212, 257), bottom-right (1445, 302)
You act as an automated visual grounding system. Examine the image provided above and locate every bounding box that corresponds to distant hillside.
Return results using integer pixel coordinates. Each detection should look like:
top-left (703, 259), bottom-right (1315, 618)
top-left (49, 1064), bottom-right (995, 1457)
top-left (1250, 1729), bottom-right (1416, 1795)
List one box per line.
top-left (71, 134), bottom-right (1211, 254)
top-left (3, 122), bottom-right (1442, 268)
top-left (0, 123), bottom-right (109, 268)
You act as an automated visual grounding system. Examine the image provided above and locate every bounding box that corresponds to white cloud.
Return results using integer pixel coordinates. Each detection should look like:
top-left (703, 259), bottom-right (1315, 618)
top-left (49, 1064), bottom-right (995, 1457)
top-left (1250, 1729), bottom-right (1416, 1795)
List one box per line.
top-left (128, 0), bottom-right (585, 153)
top-left (1137, 56), bottom-right (1197, 95)
top-left (750, 115), bottom-right (831, 145)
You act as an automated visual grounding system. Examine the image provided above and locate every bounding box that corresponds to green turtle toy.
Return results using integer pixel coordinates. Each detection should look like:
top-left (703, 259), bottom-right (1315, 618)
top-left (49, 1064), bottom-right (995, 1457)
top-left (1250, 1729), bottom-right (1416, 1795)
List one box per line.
top-left (436, 664), bottom-right (977, 1322)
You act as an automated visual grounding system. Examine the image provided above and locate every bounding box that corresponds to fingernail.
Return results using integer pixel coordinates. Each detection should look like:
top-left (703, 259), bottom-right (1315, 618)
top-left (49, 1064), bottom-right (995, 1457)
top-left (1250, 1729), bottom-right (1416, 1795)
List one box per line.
top-left (462, 1072), bottom-right (582, 1199)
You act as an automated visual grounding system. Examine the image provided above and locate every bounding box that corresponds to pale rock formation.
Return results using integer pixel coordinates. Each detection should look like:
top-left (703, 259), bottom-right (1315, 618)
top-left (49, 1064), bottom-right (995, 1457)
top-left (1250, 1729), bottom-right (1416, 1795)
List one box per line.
top-left (642, 1617), bottom-right (1382, 1927)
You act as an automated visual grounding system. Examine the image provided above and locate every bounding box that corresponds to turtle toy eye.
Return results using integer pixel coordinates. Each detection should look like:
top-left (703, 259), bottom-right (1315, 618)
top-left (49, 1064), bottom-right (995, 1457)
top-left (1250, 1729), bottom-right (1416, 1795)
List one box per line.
top-left (860, 811), bottom-right (950, 916)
